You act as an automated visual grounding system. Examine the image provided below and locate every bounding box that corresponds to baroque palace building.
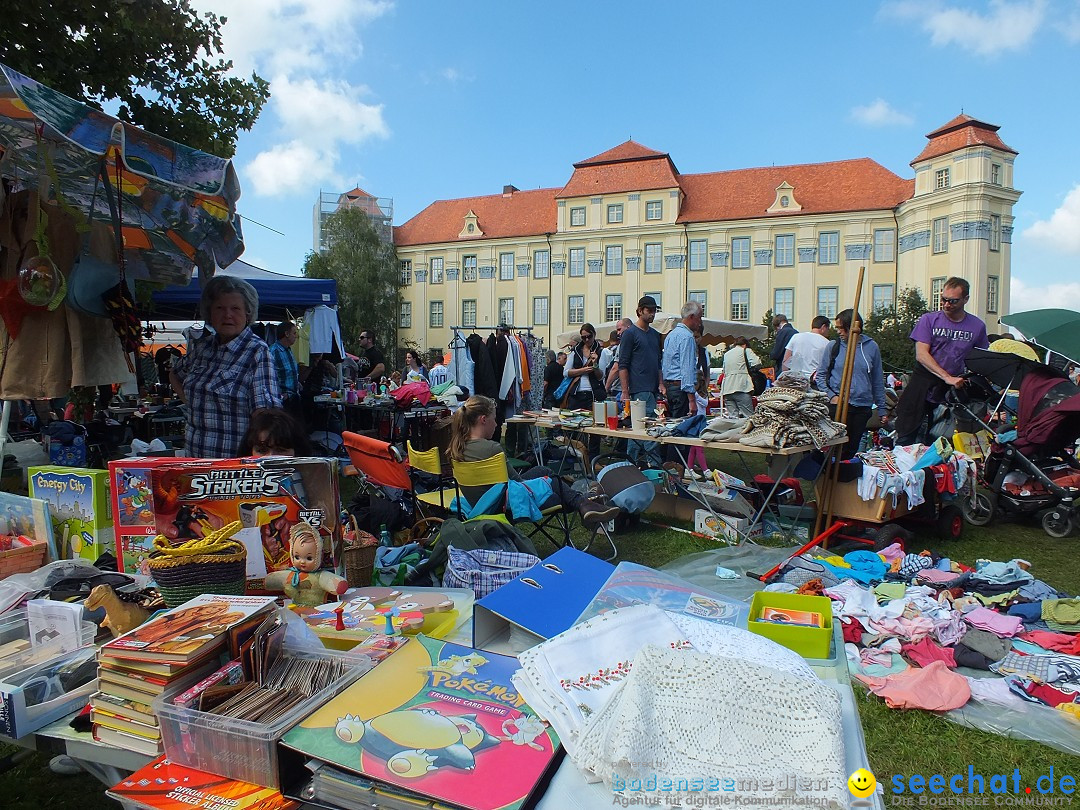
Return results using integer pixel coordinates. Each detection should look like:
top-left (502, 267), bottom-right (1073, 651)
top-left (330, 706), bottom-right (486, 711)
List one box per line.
top-left (393, 114), bottom-right (1019, 355)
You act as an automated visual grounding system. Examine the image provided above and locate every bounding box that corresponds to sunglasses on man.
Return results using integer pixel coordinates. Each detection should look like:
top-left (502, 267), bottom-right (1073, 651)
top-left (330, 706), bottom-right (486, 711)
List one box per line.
top-left (940, 296), bottom-right (965, 305)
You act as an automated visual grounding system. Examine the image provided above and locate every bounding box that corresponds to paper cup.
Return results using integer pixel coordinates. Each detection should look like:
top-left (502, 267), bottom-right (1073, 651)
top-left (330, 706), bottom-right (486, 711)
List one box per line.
top-left (630, 400), bottom-right (646, 431)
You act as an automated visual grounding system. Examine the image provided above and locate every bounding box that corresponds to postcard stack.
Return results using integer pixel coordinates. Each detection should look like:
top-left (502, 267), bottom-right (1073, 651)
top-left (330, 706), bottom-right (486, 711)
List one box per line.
top-left (91, 594), bottom-right (277, 755)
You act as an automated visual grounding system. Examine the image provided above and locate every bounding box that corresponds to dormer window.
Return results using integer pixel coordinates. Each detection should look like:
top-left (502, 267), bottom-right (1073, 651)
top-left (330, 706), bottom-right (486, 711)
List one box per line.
top-left (767, 181), bottom-right (802, 214)
top-left (780, 196), bottom-right (789, 207)
top-left (935, 168), bottom-right (950, 189)
top-left (459, 210), bottom-right (483, 239)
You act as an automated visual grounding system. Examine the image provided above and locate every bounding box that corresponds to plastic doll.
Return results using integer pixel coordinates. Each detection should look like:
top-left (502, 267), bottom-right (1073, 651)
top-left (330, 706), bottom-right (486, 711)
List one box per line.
top-left (265, 521), bottom-right (347, 607)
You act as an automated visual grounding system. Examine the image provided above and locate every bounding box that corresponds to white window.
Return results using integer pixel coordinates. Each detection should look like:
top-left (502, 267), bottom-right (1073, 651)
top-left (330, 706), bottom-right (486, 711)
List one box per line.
top-left (773, 288), bottom-right (794, 319)
top-left (462, 299), bottom-right (476, 328)
top-left (644, 243), bottom-right (662, 273)
top-left (429, 301), bottom-right (443, 328)
top-left (644, 292), bottom-right (662, 310)
top-left (400, 259), bottom-right (412, 286)
top-left (568, 295), bottom-right (585, 324)
top-left (498, 297), bottom-right (514, 326)
top-left (819, 232), bottom-right (839, 265)
top-left (645, 200), bottom-right (663, 220)
top-left (689, 239), bottom-right (708, 271)
top-left (987, 276), bottom-right (999, 314)
top-left (991, 163), bottom-right (1002, 186)
top-left (429, 257), bottom-right (444, 284)
top-left (607, 204), bottom-right (623, 224)
top-left (730, 289), bottom-right (749, 321)
top-left (605, 294), bottom-right (623, 322)
top-left (931, 278), bottom-right (946, 310)
top-left (533, 297), bottom-right (549, 325)
top-left (732, 237), bottom-right (750, 269)
top-left (990, 215), bottom-right (1001, 252)
top-left (399, 302), bottom-right (411, 328)
top-left (570, 207), bottom-right (586, 226)
top-left (569, 248), bottom-right (585, 277)
top-left (935, 168), bottom-right (950, 189)
top-left (499, 252), bottom-right (515, 280)
top-left (605, 244), bottom-right (622, 275)
top-left (872, 284), bottom-right (894, 313)
top-left (817, 287), bottom-right (838, 319)
top-left (689, 291), bottom-right (707, 317)
top-left (775, 235), bottom-right (794, 267)
top-left (932, 217), bottom-right (949, 254)
top-left (463, 255), bottom-right (477, 282)
top-left (873, 229), bottom-right (895, 262)
top-left (534, 249), bottom-right (550, 279)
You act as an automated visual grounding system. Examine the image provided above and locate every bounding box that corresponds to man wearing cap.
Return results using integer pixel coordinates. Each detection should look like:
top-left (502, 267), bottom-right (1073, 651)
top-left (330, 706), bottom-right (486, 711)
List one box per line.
top-left (619, 296), bottom-right (664, 467)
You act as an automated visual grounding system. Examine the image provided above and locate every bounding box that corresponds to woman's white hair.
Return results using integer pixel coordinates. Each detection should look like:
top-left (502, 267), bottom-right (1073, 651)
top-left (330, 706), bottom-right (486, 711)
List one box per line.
top-left (200, 275), bottom-right (259, 326)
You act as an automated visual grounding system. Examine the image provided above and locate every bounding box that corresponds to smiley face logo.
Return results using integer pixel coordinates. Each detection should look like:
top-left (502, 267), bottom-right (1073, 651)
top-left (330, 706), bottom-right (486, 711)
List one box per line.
top-left (848, 768), bottom-right (876, 798)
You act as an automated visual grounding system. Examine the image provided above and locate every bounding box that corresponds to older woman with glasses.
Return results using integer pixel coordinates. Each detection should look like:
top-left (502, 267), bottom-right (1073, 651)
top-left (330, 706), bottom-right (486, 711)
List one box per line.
top-left (170, 275), bottom-right (281, 458)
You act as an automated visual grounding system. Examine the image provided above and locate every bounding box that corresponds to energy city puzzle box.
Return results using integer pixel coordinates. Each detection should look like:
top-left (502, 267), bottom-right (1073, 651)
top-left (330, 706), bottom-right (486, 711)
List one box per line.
top-left (109, 457), bottom-right (341, 591)
top-left (27, 466), bottom-right (113, 562)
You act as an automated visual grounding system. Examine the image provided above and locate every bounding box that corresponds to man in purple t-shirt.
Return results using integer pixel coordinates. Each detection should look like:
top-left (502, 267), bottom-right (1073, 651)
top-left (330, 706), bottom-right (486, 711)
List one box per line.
top-left (895, 277), bottom-right (989, 444)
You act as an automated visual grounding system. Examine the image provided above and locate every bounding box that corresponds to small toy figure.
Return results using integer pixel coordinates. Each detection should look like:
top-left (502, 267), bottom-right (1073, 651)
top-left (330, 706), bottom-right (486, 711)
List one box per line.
top-left (265, 521), bottom-right (347, 607)
top-left (84, 584), bottom-right (151, 637)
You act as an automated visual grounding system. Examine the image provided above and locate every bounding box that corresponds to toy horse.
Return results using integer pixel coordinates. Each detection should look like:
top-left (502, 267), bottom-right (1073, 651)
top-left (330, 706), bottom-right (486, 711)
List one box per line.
top-left (84, 584), bottom-right (151, 637)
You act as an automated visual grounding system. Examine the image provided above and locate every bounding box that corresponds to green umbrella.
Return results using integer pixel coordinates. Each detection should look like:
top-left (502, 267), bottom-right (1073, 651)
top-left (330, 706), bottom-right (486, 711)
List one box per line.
top-left (999, 309), bottom-right (1080, 362)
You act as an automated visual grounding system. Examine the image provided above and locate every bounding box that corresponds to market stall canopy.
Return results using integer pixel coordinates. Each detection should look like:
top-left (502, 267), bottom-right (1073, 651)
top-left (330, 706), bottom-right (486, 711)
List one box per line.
top-left (0, 62), bottom-right (244, 285)
top-left (150, 261), bottom-right (337, 320)
top-left (557, 313), bottom-right (767, 349)
top-left (1000, 309), bottom-right (1080, 364)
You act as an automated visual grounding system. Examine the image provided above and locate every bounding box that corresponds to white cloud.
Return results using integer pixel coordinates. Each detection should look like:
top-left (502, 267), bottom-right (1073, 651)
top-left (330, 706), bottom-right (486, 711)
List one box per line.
top-left (883, 0), bottom-right (1047, 56)
top-left (1010, 276), bottom-right (1080, 313)
top-left (1061, 5), bottom-right (1080, 42)
top-left (246, 141), bottom-right (343, 197)
top-left (1022, 184), bottom-right (1080, 254)
top-left (441, 68), bottom-right (461, 82)
top-left (850, 98), bottom-right (914, 127)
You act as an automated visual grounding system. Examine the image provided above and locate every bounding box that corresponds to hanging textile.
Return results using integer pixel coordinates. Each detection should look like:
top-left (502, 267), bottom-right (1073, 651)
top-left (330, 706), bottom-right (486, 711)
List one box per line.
top-left (447, 329), bottom-right (473, 395)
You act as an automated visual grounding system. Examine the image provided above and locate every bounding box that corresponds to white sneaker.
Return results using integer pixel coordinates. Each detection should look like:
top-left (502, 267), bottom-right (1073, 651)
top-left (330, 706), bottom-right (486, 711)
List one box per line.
top-left (49, 755), bottom-right (83, 775)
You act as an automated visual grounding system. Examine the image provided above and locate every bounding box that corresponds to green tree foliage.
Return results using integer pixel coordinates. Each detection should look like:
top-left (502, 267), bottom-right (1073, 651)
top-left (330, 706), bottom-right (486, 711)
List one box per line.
top-left (750, 308), bottom-right (775, 368)
top-left (0, 0), bottom-right (269, 156)
top-left (864, 286), bottom-right (929, 374)
top-left (304, 207), bottom-right (400, 359)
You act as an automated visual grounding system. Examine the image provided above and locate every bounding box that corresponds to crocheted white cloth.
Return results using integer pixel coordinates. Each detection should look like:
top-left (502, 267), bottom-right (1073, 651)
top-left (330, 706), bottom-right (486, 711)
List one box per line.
top-left (573, 644), bottom-right (848, 809)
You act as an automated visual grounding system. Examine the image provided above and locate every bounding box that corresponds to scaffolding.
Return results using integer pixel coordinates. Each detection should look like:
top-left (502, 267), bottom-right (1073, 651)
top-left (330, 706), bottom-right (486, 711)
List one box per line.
top-left (313, 188), bottom-right (394, 252)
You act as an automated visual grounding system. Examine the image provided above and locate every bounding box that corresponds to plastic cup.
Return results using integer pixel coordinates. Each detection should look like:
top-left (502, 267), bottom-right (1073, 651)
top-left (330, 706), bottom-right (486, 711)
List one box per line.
top-left (607, 415), bottom-right (619, 429)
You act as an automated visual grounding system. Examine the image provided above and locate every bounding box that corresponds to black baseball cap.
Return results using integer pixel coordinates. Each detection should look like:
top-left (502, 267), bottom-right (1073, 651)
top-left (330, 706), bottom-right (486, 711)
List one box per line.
top-left (638, 295), bottom-right (658, 310)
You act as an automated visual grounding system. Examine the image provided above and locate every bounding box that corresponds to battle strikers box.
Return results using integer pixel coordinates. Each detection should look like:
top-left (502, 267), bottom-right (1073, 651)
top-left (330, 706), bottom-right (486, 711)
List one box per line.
top-left (109, 457), bottom-right (341, 591)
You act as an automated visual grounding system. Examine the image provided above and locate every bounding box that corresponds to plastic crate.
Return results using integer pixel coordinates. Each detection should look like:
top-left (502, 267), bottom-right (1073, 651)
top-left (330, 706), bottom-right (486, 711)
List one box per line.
top-left (153, 646), bottom-right (372, 788)
top-left (0, 609), bottom-right (98, 680)
top-left (747, 591), bottom-right (834, 660)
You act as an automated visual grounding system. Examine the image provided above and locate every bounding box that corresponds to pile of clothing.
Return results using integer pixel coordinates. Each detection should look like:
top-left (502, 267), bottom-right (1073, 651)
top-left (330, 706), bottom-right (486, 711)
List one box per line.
top-left (774, 546), bottom-right (1080, 722)
top-left (738, 373), bottom-right (846, 449)
top-left (512, 603), bottom-right (849, 809)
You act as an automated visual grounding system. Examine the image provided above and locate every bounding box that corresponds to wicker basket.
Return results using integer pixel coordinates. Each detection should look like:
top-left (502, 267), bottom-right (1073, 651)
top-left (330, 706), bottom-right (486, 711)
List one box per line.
top-left (0, 540), bottom-right (48, 578)
top-left (147, 521), bottom-right (247, 608)
top-left (342, 523), bottom-right (378, 588)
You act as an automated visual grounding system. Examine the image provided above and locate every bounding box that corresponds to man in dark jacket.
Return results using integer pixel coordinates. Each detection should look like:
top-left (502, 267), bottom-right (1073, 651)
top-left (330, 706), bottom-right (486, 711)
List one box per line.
top-left (770, 315), bottom-right (797, 366)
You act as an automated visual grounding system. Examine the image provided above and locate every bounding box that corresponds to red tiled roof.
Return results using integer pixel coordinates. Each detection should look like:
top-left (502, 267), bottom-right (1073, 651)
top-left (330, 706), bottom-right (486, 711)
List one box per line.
top-left (575, 140), bottom-right (670, 166)
top-left (677, 159), bottom-right (914, 223)
top-left (557, 140), bottom-right (681, 198)
top-left (911, 115), bottom-right (1017, 164)
top-left (342, 186), bottom-right (375, 200)
top-left (393, 188), bottom-right (558, 247)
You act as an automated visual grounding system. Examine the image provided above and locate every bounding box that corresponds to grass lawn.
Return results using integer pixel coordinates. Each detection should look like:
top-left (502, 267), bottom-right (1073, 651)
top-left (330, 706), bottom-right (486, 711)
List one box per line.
top-left (4, 446), bottom-right (1079, 806)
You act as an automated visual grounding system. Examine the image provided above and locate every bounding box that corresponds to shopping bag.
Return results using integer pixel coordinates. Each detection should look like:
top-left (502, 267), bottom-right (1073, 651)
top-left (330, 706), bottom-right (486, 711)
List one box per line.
top-left (442, 547), bottom-right (540, 599)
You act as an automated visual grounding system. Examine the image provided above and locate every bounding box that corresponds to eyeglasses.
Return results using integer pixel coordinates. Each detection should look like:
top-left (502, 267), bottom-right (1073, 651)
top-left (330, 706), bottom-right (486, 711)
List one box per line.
top-left (359, 334), bottom-right (372, 341)
top-left (940, 296), bottom-right (964, 305)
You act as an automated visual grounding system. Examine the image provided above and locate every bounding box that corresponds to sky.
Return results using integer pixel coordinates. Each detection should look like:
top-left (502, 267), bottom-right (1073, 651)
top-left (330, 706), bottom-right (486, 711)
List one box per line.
top-left (193, 0), bottom-right (1080, 313)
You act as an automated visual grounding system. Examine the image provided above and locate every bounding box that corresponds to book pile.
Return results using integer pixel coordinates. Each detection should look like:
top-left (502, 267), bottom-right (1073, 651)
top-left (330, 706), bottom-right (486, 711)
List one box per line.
top-left (91, 594), bottom-right (277, 755)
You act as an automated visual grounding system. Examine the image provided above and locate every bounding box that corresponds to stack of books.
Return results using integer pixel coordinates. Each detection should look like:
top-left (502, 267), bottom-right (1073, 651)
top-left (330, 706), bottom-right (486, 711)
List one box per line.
top-left (91, 594), bottom-right (277, 755)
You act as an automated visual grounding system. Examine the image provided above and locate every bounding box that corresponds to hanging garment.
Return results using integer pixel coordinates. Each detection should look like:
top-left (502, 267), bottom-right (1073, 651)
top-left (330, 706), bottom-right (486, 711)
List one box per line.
top-left (304, 305), bottom-right (343, 356)
top-left (447, 332), bottom-right (474, 395)
top-left (468, 333), bottom-right (497, 397)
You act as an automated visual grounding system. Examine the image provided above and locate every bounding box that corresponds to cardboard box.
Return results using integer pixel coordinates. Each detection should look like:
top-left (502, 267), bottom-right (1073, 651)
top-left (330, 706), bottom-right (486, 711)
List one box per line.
top-left (694, 509), bottom-right (762, 543)
top-left (109, 457), bottom-right (341, 592)
top-left (474, 547), bottom-right (615, 652)
top-left (28, 466), bottom-right (113, 562)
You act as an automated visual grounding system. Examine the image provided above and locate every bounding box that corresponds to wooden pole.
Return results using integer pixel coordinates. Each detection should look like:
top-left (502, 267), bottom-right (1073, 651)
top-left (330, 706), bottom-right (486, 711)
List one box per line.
top-left (814, 266), bottom-right (866, 542)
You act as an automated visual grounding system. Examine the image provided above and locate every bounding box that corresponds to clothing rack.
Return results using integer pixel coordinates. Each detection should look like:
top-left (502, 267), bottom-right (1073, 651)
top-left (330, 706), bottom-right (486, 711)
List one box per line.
top-left (448, 325), bottom-right (534, 333)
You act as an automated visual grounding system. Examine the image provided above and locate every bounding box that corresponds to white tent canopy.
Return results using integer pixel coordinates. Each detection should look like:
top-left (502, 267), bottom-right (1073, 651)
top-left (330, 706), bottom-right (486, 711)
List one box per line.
top-left (557, 313), bottom-right (767, 350)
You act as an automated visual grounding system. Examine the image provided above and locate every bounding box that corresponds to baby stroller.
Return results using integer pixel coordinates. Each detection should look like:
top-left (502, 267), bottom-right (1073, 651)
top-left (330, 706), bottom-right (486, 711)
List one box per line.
top-left (948, 348), bottom-right (1080, 537)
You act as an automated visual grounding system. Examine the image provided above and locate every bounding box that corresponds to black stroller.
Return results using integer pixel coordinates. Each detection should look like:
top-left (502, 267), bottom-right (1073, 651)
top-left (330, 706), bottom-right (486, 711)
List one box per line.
top-left (948, 348), bottom-right (1080, 537)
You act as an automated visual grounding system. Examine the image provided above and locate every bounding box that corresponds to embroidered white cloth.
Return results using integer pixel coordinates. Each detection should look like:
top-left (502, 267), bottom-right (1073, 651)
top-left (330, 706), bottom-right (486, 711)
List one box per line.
top-left (573, 644), bottom-right (848, 809)
top-left (512, 605), bottom-right (689, 756)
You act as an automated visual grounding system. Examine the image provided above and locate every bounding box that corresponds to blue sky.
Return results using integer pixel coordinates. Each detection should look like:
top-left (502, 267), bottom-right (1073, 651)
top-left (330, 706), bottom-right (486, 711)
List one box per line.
top-left (195, 0), bottom-right (1080, 312)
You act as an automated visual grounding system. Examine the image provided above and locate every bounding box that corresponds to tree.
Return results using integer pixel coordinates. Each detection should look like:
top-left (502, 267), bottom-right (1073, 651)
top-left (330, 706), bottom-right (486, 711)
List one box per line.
top-left (304, 207), bottom-right (401, 361)
top-left (750, 309), bottom-right (776, 368)
top-left (0, 0), bottom-right (269, 156)
top-left (864, 287), bottom-right (929, 374)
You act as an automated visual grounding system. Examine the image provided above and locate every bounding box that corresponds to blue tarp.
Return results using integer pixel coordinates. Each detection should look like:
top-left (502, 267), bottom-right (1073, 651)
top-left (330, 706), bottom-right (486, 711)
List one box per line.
top-left (150, 260), bottom-right (337, 320)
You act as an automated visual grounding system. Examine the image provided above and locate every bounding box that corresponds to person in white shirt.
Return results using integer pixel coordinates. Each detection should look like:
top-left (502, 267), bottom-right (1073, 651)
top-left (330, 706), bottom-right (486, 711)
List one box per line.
top-left (783, 316), bottom-right (831, 378)
top-left (720, 337), bottom-right (760, 418)
top-left (428, 361), bottom-right (449, 388)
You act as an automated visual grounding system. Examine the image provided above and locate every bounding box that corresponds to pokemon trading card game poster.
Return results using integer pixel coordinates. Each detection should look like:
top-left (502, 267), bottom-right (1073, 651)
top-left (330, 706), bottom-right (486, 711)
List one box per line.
top-left (282, 636), bottom-right (561, 810)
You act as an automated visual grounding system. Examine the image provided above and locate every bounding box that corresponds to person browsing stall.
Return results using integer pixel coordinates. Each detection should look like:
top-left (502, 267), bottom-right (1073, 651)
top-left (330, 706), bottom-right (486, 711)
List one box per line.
top-left (239, 408), bottom-right (314, 457)
top-left (720, 337), bottom-right (760, 419)
top-left (661, 301), bottom-right (704, 418)
top-left (770, 314), bottom-right (798, 366)
top-left (402, 349), bottom-right (429, 384)
top-left (783, 316), bottom-right (831, 378)
top-left (813, 309), bottom-right (887, 459)
top-left (618, 296), bottom-right (663, 467)
top-left (356, 329), bottom-right (386, 381)
top-left (605, 317), bottom-right (634, 411)
top-left (449, 396), bottom-right (619, 528)
top-left (542, 350), bottom-right (566, 408)
top-left (268, 320), bottom-right (300, 413)
top-left (170, 275), bottom-right (281, 458)
top-left (894, 277), bottom-right (988, 445)
top-left (563, 323), bottom-right (610, 408)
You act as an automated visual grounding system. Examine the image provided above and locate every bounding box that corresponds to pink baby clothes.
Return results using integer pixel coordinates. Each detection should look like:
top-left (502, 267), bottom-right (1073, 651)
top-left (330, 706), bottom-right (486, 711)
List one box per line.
top-left (855, 660), bottom-right (971, 711)
top-left (868, 615), bottom-right (936, 643)
top-left (964, 606), bottom-right (1023, 638)
top-left (901, 637), bottom-right (957, 669)
top-left (917, 568), bottom-right (960, 585)
top-left (878, 542), bottom-right (905, 565)
top-left (1020, 630), bottom-right (1080, 655)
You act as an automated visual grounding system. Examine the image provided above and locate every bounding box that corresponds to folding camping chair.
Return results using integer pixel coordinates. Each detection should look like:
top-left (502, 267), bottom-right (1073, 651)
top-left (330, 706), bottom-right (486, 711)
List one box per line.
top-left (341, 432), bottom-right (447, 529)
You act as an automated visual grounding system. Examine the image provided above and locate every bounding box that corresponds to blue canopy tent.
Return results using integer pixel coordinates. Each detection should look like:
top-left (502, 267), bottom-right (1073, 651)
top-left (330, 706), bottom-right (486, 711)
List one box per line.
top-left (149, 260), bottom-right (337, 320)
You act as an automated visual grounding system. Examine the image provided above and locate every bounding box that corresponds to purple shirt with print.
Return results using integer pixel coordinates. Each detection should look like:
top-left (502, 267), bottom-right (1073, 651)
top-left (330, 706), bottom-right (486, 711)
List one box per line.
top-left (910, 310), bottom-right (989, 377)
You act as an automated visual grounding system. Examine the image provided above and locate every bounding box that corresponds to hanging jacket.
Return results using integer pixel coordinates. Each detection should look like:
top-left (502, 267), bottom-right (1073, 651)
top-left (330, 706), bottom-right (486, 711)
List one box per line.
top-left (468, 333), bottom-right (498, 397)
